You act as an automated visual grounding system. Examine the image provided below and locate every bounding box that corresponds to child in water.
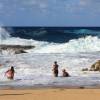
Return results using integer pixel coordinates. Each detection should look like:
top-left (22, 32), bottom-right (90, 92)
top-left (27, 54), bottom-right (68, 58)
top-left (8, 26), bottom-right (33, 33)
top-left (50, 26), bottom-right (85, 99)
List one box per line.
top-left (62, 69), bottom-right (70, 77)
top-left (5, 66), bottom-right (15, 80)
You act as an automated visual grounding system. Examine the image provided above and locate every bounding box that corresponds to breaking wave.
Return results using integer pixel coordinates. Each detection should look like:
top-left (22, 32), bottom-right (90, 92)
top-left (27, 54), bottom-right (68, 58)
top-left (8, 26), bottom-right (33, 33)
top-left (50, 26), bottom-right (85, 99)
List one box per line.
top-left (0, 27), bottom-right (100, 53)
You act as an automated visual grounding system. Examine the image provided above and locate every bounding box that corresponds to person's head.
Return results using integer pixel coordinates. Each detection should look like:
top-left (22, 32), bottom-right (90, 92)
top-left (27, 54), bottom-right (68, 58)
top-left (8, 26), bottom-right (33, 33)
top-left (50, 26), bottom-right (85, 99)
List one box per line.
top-left (54, 61), bottom-right (57, 64)
top-left (11, 66), bottom-right (14, 70)
top-left (62, 69), bottom-right (66, 72)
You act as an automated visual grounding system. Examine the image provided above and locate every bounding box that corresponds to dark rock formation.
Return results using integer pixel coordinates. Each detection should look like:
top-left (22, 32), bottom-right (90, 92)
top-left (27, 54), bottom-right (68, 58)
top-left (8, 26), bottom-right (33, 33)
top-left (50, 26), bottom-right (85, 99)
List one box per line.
top-left (0, 45), bottom-right (35, 54)
top-left (82, 60), bottom-right (100, 72)
top-left (15, 50), bottom-right (27, 54)
top-left (0, 45), bottom-right (35, 50)
top-left (90, 60), bottom-right (100, 71)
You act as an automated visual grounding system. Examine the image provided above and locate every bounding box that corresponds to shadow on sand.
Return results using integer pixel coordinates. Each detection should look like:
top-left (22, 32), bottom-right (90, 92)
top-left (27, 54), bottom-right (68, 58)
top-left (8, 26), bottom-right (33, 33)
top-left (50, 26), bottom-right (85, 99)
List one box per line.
top-left (0, 93), bottom-right (31, 96)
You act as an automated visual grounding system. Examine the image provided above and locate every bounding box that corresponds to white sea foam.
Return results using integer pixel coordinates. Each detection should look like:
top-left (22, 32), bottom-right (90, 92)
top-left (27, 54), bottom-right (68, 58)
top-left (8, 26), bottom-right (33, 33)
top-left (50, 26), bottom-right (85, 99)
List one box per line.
top-left (28, 36), bottom-right (100, 53)
top-left (0, 53), bottom-right (100, 87)
top-left (0, 27), bottom-right (11, 40)
top-left (0, 27), bottom-right (100, 53)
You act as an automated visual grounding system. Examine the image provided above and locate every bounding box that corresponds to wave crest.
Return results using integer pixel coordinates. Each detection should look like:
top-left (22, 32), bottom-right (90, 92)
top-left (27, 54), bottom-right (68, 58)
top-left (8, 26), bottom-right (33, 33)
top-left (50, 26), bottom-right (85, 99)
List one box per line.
top-left (0, 27), bottom-right (11, 40)
top-left (29, 36), bottom-right (100, 53)
top-left (0, 27), bottom-right (100, 53)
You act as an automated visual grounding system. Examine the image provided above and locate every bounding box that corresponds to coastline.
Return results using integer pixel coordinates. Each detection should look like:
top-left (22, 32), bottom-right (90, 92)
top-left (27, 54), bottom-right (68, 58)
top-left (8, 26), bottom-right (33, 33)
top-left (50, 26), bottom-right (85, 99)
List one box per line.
top-left (0, 84), bottom-right (100, 90)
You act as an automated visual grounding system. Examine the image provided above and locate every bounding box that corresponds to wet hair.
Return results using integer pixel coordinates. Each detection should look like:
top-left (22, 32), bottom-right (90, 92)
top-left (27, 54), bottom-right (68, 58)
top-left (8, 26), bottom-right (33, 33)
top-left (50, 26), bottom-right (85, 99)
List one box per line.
top-left (54, 61), bottom-right (57, 64)
top-left (11, 66), bottom-right (14, 68)
top-left (62, 69), bottom-right (66, 72)
top-left (11, 66), bottom-right (14, 71)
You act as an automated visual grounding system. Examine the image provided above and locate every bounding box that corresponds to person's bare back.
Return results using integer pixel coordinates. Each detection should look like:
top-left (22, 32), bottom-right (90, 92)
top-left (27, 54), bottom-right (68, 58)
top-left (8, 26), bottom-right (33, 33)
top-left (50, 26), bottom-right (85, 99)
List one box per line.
top-left (62, 69), bottom-right (70, 77)
top-left (5, 66), bottom-right (15, 80)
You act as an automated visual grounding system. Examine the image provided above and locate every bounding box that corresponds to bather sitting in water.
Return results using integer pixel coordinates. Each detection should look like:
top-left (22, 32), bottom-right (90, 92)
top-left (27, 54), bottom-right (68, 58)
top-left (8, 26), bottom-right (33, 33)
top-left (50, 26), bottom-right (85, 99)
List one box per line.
top-left (5, 66), bottom-right (15, 80)
top-left (62, 69), bottom-right (70, 77)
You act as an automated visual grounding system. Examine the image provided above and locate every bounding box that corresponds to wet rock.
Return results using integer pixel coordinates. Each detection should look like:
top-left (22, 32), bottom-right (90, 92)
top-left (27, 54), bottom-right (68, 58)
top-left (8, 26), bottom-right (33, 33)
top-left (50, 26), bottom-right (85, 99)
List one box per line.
top-left (15, 50), bottom-right (27, 54)
top-left (90, 60), bottom-right (100, 71)
top-left (0, 45), bottom-right (35, 55)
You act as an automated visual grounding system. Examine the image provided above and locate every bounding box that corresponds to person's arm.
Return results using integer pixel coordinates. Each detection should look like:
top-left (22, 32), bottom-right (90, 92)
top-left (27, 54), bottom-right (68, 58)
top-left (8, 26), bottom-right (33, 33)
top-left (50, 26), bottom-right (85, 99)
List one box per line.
top-left (5, 70), bottom-right (9, 76)
top-left (52, 65), bottom-right (55, 71)
top-left (5, 70), bottom-right (9, 73)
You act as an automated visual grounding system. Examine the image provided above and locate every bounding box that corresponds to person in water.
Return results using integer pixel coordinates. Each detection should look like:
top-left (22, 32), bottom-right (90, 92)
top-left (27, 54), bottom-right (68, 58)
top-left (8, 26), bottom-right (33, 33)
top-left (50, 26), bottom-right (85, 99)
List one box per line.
top-left (52, 61), bottom-right (59, 77)
top-left (5, 66), bottom-right (15, 80)
top-left (62, 69), bottom-right (70, 77)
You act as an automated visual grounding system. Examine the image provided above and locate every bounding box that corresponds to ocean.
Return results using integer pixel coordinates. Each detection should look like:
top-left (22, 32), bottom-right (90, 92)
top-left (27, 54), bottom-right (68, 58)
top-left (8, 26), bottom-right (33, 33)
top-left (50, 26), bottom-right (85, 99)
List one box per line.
top-left (0, 27), bottom-right (100, 88)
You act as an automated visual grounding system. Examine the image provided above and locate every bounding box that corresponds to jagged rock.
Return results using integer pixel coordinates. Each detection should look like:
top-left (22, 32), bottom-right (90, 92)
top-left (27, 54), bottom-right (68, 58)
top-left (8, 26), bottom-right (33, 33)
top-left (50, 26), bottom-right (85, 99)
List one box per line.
top-left (82, 60), bottom-right (100, 72)
top-left (0, 45), bottom-right (35, 50)
top-left (0, 45), bottom-right (35, 55)
top-left (15, 50), bottom-right (27, 54)
top-left (90, 60), bottom-right (100, 71)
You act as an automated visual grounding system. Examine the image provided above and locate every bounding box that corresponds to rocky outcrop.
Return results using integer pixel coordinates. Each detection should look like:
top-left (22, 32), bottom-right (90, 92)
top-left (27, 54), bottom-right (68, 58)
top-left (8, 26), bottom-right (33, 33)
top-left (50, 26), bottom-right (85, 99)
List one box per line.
top-left (0, 45), bottom-right (35, 54)
top-left (14, 50), bottom-right (27, 54)
top-left (82, 60), bottom-right (100, 72)
top-left (0, 45), bottom-right (35, 50)
top-left (90, 60), bottom-right (100, 71)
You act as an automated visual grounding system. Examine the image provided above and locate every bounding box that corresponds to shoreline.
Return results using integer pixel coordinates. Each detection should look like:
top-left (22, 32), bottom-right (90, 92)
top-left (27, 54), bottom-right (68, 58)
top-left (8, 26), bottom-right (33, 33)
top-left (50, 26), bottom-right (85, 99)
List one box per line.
top-left (0, 84), bottom-right (100, 90)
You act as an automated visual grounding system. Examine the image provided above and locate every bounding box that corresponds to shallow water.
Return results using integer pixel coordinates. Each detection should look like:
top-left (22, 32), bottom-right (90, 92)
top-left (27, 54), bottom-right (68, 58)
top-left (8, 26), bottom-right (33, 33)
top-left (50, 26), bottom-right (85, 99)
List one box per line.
top-left (0, 53), bottom-right (100, 88)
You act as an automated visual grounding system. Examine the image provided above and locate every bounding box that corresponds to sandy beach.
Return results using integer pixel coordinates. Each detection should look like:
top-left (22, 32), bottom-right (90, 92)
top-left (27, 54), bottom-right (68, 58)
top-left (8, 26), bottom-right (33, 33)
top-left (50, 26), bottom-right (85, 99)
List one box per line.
top-left (0, 88), bottom-right (100, 100)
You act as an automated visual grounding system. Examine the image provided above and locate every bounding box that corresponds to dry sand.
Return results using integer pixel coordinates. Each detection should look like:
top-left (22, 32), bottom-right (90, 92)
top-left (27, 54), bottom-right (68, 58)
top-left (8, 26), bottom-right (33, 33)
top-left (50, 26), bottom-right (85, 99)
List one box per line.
top-left (0, 89), bottom-right (100, 100)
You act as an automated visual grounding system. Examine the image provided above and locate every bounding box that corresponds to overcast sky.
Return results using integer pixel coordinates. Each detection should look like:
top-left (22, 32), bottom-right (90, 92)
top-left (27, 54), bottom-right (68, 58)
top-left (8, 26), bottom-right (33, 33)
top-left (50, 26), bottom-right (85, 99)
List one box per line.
top-left (0, 0), bottom-right (100, 26)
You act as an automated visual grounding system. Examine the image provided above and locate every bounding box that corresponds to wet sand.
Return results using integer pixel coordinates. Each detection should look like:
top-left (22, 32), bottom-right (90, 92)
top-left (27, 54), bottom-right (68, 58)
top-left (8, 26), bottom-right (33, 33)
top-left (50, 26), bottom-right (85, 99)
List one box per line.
top-left (0, 88), bottom-right (100, 100)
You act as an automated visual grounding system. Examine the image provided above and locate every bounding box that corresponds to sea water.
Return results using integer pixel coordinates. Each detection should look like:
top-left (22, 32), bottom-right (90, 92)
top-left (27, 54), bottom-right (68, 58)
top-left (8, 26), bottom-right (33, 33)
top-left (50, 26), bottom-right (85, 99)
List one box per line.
top-left (0, 27), bottom-right (100, 88)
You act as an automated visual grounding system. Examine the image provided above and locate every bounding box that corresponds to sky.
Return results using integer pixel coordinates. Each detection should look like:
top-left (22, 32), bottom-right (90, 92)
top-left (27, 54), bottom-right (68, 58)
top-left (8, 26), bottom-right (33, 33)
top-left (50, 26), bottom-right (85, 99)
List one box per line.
top-left (0, 0), bottom-right (100, 26)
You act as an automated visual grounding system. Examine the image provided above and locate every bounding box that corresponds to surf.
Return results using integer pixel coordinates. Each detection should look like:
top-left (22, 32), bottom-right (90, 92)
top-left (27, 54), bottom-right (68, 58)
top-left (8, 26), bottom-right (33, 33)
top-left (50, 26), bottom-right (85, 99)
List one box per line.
top-left (0, 27), bottom-right (100, 54)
